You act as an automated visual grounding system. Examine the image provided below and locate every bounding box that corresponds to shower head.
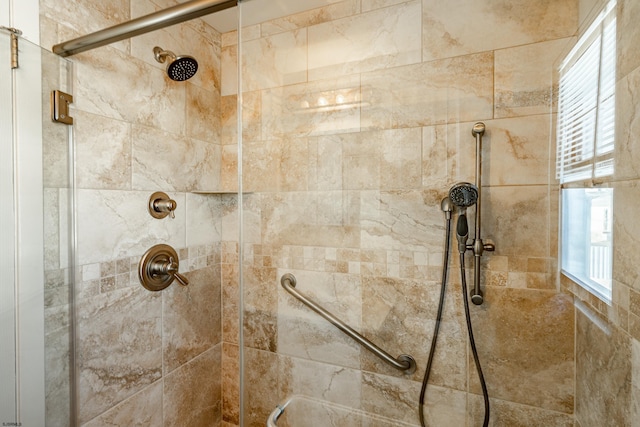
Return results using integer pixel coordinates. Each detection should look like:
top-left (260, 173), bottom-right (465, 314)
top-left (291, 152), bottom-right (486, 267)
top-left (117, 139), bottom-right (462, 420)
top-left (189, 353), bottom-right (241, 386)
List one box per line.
top-left (153, 46), bottom-right (198, 81)
top-left (448, 182), bottom-right (478, 208)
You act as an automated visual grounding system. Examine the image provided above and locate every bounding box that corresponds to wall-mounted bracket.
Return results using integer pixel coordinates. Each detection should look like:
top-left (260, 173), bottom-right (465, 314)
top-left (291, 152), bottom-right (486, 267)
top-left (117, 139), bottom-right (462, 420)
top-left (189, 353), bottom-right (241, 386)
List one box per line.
top-left (1, 27), bottom-right (22, 69)
top-left (51, 90), bottom-right (74, 125)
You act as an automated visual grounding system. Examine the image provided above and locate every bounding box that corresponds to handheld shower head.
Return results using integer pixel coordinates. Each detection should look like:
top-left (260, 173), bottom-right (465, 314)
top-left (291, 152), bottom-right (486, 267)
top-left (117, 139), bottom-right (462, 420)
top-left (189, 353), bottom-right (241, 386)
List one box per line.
top-left (153, 46), bottom-right (198, 81)
top-left (448, 182), bottom-right (478, 208)
top-left (448, 182), bottom-right (477, 254)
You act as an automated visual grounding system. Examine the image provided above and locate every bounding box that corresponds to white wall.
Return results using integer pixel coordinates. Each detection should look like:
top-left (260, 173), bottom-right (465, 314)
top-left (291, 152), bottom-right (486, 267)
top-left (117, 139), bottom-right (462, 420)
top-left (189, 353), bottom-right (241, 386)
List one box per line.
top-left (1, 0), bottom-right (39, 43)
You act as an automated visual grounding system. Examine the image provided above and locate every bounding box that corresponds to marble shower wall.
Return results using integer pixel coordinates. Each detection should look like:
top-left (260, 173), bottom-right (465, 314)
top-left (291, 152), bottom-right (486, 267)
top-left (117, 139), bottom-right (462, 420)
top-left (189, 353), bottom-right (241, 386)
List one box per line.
top-left (40, 0), bottom-right (225, 425)
top-left (220, 0), bottom-right (578, 426)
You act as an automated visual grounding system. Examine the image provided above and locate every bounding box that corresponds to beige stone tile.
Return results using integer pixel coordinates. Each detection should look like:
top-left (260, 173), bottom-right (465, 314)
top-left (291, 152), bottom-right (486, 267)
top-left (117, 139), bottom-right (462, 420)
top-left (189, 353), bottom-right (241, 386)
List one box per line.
top-left (482, 186), bottom-right (550, 258)
top-left (481, 115), bottom-right (553, 186)
top-left (613, 181), bottom-right (640, 292)
top-left (164, 346), bottom-right (222, 427)
top-left (470, 288), bottom-right (574, 413)
top-left (186, 193), bottom-right (223, 247)
top-left (76, 286), bottom-right (163, 424)
top-left (360, 189), bottom-right (449, 253)
top-left (361, 276), bottom-right (467, 389)
top-left (220, 95), bottom-right (237, 146)
top-left (73, 46), bottom-right (187, 135)
top-left (244, 348), bottom-right (280, 427)
top-left (241, 90), bottom-right (263, 142)
top-left (495, 38), bottom-right (572, 118)
top-left (222, 344), bottom-right (240, 425)
top-left (83, 381), bottom-right (163, 427)
top-left (45, 315), bottom-right (72, 426)
top-left (632, 338), bottom-right (640, 427)
top-left (277, 270), bottom-right (362, 368)
top-left (261, 192), bottom-right (360, 248)
top-left (76, 189), bottom-right (186, 265)
top-left (261, 75), bottom-right (362, 139)
top-left (44, 189), bottom-right (61, 271)
top-left (240, 29), bottom-right (307, 92)
top-left (242, 137), bottom-right (310, 192)
top-left (221, 43), bottom-right (238, 96)
top-left (40, 0), bottom-right (130, 48)
top-left (617, 0), bottom-right (640, 81)
top-left (163, 266), bottom-right (221, 374)
top-left (576, 308), bottom-right (632, 426)
top-left (74, 111), bottom-right (132, 190)
top-left (362, 372), bottom-right (466, 426)
top-left (614, 66), bottom-right (640, 181)
top-left (244, 307), bottom-right (277, 353)
top-left (362, 0), bottom-right (409, 12)
top-left (468, 395), bottom-right (574, 427)
top-left (261, 0), bottom-right (359, 36)
top-left (243, 264), bottom-right (278, 351)
top-left (422, 0), bottom-right (577, 62)
top-left (361, 53), bottom-right (494, 130)
top-left (186, 83), bottom-right (221, 142)
top-left (131, 125), bottom-right (218, 192)
top-left (308, 1), bottom-right (421, 81)
top-left (279, 356), bottom-right (363, 409)
top-left (422, 125), bottom-right (450, 190)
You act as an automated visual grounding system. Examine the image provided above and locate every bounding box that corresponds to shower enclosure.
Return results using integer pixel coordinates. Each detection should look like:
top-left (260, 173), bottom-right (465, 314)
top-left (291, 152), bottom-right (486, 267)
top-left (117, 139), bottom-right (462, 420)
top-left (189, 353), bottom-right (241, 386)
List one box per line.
top-left (234, 0), bottom-right (574, 425)
top-left (3, 0), bottom-right (580, 425)
top-left (0, 29), bottom-right (73, 426)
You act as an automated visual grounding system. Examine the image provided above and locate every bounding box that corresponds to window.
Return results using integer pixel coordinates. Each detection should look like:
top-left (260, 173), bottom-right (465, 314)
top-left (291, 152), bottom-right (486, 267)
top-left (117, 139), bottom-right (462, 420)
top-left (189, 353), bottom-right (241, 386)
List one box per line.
top-left (556, 0), bottom-right (616, 302)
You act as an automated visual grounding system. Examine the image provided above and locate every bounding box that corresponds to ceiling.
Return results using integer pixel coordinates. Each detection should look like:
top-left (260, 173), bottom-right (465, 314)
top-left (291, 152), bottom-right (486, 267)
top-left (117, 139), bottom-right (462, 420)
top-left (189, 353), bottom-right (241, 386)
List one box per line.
top-left (201, 0), bottom-right (335, 33)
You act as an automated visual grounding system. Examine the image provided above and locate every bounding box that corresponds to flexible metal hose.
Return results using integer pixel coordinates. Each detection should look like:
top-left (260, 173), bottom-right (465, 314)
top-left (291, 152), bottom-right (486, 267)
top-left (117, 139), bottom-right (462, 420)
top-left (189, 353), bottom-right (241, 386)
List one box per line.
top-left (460, 253), bottom-right (490, 427)
top-left (419, 216), bottom-right (451, 426)
top-left (419, 218), bottom-right (490, 426)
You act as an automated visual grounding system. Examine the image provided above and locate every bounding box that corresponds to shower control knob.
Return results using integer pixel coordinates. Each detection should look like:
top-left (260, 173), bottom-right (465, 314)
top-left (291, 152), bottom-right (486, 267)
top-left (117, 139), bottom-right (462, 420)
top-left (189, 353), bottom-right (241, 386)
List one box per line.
top-left (138, 244), bottom-right (189, 291)
top-left (483, 242), bottom-right (495, 252)
top-left (164, 257), bottom-right (189, 287)
top-left (148, 191), bottom-right (177, 219)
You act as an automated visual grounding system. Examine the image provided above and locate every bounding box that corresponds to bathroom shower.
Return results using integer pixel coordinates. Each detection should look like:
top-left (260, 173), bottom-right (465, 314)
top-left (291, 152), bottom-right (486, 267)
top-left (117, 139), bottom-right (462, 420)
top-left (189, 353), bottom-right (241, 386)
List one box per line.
top-left (419, 123), bottom-right (493, 427)
top-left (153, 46), bottom-right (198, 81)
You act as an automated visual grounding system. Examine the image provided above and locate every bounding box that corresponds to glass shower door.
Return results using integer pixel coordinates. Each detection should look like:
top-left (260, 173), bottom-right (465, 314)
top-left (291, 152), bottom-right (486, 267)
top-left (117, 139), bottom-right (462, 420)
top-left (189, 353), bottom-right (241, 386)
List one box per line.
top-left (0, 29), bottom-right (73, 426)
top-left (0, 28), bottom-right (18, 426)
top-left (237, 1), bottom-right (442, 425)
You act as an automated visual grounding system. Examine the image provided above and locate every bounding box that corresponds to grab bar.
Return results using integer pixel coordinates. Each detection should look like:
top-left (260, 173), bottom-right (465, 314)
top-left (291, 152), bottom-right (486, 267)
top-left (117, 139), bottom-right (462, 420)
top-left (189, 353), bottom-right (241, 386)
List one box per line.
top-left (280, 273), bottom-right (416, 374)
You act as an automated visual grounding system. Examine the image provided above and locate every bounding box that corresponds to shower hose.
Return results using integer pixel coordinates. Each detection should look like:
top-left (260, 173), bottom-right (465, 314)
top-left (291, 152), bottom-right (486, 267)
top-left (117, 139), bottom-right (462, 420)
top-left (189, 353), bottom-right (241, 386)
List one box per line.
top-left (418, 214), bottom-right (490, 427)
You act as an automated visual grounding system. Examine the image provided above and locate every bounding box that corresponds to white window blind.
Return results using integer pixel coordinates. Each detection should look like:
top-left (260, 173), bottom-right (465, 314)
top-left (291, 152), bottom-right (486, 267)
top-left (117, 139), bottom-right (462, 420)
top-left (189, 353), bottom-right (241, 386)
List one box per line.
top-left (556, 0), bottom-right (616, 184)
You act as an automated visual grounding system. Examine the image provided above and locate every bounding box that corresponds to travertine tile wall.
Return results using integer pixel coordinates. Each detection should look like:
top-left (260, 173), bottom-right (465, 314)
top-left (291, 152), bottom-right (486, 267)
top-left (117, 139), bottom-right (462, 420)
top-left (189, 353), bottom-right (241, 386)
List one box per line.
top-left (219, 0), bottom-right (580, 426)
top-left (40, 0), bottom-right (225, 425)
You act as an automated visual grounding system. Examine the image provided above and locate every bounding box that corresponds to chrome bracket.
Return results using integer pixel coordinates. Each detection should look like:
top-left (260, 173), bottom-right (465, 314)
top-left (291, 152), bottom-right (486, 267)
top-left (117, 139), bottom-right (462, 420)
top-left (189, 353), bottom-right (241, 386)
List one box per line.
top-left (51, 90), bottom-right (74, 125)
top-left (0, 27), bottom-right (22, 69)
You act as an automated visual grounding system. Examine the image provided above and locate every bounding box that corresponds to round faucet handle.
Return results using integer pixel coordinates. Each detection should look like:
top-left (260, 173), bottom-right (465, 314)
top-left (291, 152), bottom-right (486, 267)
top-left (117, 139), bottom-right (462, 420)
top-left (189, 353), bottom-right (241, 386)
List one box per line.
top-left (148, 192), bottom-right (177, 219)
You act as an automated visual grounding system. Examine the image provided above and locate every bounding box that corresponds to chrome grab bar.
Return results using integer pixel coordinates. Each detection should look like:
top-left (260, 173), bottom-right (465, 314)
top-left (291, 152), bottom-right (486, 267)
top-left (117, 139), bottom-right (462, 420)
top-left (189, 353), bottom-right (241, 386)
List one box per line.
top-left (280, 273), bottom-right (416, 374)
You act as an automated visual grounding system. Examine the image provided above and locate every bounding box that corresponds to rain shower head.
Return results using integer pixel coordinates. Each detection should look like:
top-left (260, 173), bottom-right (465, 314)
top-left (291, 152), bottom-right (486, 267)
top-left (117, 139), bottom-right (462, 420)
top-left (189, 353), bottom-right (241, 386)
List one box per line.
top-left (448, 182), bottom-right (478, 208)
top-left (153, 46), bottom-right (198, 81)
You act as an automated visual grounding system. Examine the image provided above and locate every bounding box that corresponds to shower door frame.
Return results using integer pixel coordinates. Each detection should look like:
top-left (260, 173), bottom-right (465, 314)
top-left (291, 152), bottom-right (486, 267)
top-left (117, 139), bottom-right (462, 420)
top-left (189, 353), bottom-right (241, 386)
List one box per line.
top-left (0, 15), bottom-right (49, 424)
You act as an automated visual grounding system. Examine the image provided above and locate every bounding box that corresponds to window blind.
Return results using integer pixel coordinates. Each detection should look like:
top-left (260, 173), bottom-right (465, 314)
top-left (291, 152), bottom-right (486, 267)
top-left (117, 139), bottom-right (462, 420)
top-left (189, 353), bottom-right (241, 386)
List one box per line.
top-left (556, 0), bottom-right (616, 184)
